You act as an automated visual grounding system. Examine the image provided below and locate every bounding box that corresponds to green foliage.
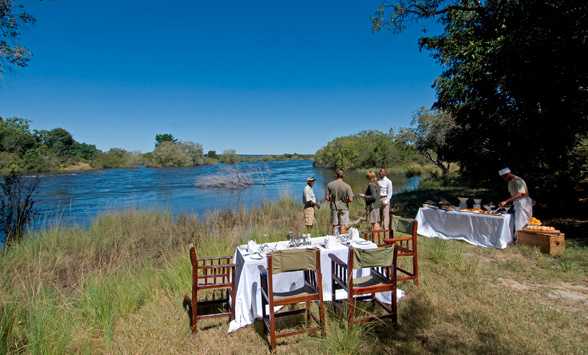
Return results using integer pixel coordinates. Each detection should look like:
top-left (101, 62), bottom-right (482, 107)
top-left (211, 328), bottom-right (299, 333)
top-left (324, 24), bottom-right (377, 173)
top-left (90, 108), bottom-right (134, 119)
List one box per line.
top-left (373, 0), bottom-right (588, 200)
top-left (70, 141), bottom-right (98, 161)
top-left (154, 133), bottom-right (177, 147)
top-left (150, 141), bottom-right (204, 167)
top-left (397, 106), bottom-right (455, 176)
top-left (313, 130), bottom-right (413, 171)
top-left (0, 171), bottom-right (39, 247)
top-left (219, 149), bottom-right (241, 164)
top-left (206, 150), bottom-right (218, 159)
top-left (43, 128), bottom-right (74, 159)
top-left (95, 148), bottom-right (128, 169)
top-left (0, 1), bottom-right (39, 73)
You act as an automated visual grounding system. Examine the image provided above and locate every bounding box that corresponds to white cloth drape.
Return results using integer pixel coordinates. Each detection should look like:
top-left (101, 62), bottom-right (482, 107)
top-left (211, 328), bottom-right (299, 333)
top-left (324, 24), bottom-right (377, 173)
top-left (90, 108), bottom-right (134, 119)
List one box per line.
top-left (513, 197), bottom-right (533, 232)
top-left (415, 208), bottom-right (514, 249)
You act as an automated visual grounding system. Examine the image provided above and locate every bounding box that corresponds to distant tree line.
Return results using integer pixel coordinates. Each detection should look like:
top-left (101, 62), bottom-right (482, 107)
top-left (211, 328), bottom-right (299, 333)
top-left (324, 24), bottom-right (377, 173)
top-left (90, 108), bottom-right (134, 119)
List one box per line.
top-left (0, 118), bottom-right (316, 174)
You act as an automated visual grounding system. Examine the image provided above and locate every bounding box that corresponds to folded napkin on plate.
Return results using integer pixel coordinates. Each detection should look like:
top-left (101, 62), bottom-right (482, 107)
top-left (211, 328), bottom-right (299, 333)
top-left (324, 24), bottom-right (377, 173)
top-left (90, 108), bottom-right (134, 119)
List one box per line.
top-left (324, 235), bottom-right (339, 249)
top-left (349, 228), bottom-right (361, 242)
top-left (275, 241), bottom-right (288, 250)
top-left (247, 240), bottom-right (259, 253)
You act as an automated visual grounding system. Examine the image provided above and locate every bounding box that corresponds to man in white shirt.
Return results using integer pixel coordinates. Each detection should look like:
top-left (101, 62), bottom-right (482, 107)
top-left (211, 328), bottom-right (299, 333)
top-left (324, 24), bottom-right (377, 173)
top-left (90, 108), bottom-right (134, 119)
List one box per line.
top-left (379, 168), bottom-right (393, 229)
top-left (303, 177), bottom-right (320, 228)
top-left (498, 167), bottom-right (533, 232)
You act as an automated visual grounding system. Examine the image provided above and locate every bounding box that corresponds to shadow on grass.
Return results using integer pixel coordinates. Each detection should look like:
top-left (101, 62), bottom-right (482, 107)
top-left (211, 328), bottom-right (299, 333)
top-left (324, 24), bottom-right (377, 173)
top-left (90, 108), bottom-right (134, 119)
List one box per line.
top-left (182, 295), bottom-right (233, 335)
top-left (252, 304), bottom-right (324, 351)
top-left (369, 291), bottom-right (508, 354)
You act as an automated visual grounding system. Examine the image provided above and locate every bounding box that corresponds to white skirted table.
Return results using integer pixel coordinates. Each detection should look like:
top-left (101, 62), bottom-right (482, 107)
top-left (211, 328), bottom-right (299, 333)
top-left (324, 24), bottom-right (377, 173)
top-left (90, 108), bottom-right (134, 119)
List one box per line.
top-left (228, 236), bottom-right (403, 333)
top-left (415, 207), bottom-right (514, 249)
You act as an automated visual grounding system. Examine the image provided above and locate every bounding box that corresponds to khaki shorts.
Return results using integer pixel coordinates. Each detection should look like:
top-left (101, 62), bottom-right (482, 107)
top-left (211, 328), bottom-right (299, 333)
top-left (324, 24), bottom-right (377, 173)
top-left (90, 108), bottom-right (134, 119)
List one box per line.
top-left (330, 209), bottom-right (350, 226)
top-left (367, 207), bottom-right (381, 224)
top-left (304, 207), bottom-right (315, 226)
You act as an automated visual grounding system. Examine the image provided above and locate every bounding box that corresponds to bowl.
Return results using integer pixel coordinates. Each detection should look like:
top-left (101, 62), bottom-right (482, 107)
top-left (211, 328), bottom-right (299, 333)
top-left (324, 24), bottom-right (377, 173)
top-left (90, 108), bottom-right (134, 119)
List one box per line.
top-left (458, 197), bottom-right (469, 203)
top-left (527, 222), bottom-right (542, 226)
top-left (473, 198), bottom-right (482, 204)
top-left (483, 204), bottom-right (495, 211)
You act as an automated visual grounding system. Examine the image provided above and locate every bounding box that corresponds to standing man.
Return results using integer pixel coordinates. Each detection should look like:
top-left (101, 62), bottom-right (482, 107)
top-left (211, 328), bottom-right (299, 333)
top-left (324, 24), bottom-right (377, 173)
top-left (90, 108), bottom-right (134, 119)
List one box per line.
top-left (302, 177), bottom-right (320, 228)
top-left (325, 170), bottom-right (354, 234)
top-left (379, 168), bottom-right (393, 230)
top-left (498, 167), bottom-right (533, 232)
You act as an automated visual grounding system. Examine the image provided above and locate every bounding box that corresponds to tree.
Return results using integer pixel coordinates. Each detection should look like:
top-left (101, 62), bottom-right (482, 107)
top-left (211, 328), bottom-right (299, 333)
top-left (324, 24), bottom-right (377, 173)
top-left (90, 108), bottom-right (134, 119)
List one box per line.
top-left (373, 0), bottom-right (588, 198)
top-left (219, 149), bottom-right (240, 164)
top-left (313, 130), bottom-right (404, 171)
top-left (0, 171), bottom-right (39, 247)
top-left (155, 133), bottom-right (177, 147)
top-left (43, 128), bottom-right (74, 159)
top-left (397, 107), bottom-right (455, 177)
top-left (151, 141), bottom-right (203, 167)
top-left (0, 1), bottom-right (57, 74)
top-left (0, 117), bottom-right (37, 155)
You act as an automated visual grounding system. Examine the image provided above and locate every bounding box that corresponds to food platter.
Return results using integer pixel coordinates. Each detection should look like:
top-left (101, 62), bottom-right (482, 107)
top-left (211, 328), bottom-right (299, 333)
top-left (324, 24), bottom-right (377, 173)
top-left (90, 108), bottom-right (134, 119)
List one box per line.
top-left (476, 211), bottom-right (505, 216)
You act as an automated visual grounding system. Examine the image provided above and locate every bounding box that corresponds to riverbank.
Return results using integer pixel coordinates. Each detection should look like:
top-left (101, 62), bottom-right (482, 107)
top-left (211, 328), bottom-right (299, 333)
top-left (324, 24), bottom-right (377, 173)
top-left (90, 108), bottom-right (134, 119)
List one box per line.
top-left (1, 192), bottom-right (586, 354)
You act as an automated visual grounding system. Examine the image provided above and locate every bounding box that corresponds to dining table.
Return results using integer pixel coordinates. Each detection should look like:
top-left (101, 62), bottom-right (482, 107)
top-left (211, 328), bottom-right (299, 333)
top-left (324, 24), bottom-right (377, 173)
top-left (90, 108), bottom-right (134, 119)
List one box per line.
top-left (227, 235), bottom-right (404, 333)
top-left (415, 207), bottom-right (514, 248)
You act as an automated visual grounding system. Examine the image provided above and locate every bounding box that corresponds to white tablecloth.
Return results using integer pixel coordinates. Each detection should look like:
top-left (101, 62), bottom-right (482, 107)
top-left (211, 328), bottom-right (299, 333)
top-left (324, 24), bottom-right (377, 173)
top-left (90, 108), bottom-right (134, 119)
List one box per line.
top-left (228, 236), bottom-right (403, 333)
top-left (415, 207), bottom-right (514, 249)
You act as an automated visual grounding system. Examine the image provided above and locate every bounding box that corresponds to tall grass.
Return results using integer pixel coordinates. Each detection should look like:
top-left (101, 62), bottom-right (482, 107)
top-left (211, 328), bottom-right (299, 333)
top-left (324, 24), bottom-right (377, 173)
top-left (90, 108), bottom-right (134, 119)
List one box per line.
top-left (1, 194), bottom-right (587, 354)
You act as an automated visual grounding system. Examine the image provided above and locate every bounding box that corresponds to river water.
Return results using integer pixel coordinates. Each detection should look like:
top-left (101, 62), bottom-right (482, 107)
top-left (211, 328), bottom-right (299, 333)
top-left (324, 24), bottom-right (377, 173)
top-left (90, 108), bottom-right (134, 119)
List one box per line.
top-left (30, 160), bottom-right (419, 230)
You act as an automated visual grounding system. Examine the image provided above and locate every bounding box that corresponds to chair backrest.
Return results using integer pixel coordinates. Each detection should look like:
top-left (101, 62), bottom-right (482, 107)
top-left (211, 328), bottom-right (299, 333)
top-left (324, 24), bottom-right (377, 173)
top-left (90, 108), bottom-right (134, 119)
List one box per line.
top-left (391, 215), bottom-right (416, 235)
top-left (270, 248), bottom-right (317, 275)
top-left (352, 245), bottom-right (395, 269)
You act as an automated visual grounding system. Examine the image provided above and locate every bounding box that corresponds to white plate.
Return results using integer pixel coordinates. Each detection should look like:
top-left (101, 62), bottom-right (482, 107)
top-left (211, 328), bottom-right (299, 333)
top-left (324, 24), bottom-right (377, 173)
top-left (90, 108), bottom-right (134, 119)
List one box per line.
top-left (249, 255), bottom-right (265, 260)
top-left (355, 240), bottom-right (371, 245)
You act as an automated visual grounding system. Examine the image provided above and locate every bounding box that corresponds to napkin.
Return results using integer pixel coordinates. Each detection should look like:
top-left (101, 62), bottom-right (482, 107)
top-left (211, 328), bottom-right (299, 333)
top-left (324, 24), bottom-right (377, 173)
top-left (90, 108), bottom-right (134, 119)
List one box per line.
top-left (275, 241), bottom-right (288, 250)
top-left (324, 235), bottom-right (339, 249)
top-left (247, 240), bottom-right (259, 254)
top-left (349, 228), bottom-right (361, 242)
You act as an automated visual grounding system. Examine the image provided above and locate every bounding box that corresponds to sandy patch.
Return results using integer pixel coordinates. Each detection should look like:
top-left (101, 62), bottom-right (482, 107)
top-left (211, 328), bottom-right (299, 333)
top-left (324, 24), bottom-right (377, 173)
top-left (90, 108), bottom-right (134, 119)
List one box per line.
top-left (499, 278), bottom-right (588, 317)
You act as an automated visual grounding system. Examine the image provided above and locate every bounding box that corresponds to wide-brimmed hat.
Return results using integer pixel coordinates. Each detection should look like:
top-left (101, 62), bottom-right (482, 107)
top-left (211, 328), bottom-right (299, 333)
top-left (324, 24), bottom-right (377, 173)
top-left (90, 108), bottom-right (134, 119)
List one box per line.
top-left (307, 177), bottom-right (316, 182)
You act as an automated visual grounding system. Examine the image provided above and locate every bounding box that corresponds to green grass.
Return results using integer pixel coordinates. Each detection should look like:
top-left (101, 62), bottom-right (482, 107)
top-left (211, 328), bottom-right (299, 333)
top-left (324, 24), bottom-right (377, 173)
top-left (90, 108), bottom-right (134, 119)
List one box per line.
top-left (1, 191), bottom-right (587, 354)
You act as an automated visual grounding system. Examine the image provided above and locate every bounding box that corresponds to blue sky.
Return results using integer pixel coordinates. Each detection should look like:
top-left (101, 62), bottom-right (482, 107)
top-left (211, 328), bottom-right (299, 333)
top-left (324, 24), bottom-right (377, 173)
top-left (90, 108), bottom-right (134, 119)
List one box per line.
top-left (0, 0), bottom-right (441, 155)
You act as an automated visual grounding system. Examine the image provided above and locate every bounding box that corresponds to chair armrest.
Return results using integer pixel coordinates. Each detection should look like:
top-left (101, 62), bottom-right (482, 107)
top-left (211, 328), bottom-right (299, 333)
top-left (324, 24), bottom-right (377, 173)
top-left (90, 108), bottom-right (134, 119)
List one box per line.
top-left (198, 256), bottom-right (234, 261)
top-left (198, 263), bottom-right (238, 269)
top-left (328, 253), bottom-right (347, 268)
top-left (384, 237), bottom-right (412, 243)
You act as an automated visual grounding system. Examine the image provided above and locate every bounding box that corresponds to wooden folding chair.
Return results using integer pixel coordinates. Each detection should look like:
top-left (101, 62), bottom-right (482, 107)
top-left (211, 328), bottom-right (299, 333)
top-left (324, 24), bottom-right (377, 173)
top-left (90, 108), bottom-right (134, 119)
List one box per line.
top-left (189, 242), bottom-right (238, 336)
top-left (329, 245), bottom-right (398, 328)
top-left (259, 248), bottom-right (326, 351)
top-left (383, 214), bottom-right (418, 285)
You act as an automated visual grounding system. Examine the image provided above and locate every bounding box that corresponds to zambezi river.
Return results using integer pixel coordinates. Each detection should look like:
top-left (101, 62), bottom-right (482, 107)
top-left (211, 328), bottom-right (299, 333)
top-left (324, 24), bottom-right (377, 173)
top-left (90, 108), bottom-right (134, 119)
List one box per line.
top-left (29, 160), bottom-right (419, 230)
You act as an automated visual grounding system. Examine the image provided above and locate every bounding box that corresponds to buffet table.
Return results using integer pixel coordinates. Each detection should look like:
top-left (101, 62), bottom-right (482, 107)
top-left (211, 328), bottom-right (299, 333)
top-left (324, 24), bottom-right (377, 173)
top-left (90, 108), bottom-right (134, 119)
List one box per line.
top-left (415, 207), bottom-right (514, 248)
top-left (228, 236), bottom-right (403, 333)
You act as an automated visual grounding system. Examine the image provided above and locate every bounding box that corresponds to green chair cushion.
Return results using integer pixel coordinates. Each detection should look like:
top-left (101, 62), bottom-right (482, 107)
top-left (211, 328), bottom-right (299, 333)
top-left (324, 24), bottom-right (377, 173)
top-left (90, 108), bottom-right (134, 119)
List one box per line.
top-left (271, 248), bottom-right (317, 274)
top-left (392, 215), bottom-right (415, 235)
top-left (353, 246), bottom-right (394, 269)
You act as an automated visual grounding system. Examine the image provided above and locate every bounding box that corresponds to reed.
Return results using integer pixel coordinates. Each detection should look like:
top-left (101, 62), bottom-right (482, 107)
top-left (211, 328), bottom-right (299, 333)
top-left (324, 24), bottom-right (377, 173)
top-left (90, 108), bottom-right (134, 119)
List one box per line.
top-left (0, 194), bottom-right (586, 354)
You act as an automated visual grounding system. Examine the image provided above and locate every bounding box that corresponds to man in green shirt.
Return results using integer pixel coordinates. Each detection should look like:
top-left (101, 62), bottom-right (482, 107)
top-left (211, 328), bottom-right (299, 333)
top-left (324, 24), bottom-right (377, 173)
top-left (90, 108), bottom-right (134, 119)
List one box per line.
top-left (325, 170), bottom-right (354, 234)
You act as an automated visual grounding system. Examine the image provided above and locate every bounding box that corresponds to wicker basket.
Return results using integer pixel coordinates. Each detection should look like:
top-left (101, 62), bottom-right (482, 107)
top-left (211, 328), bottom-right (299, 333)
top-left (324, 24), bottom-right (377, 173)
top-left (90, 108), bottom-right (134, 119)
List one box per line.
top-left (516, 230), bottom-right (565, 255)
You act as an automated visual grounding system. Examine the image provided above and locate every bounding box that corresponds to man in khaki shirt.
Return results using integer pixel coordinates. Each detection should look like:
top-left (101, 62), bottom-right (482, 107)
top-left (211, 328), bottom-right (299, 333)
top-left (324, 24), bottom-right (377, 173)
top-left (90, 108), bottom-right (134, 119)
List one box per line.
top-left (302, 177), bottom-right (320, 228)
top-left (325, 170), bottom-right (354, 234)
